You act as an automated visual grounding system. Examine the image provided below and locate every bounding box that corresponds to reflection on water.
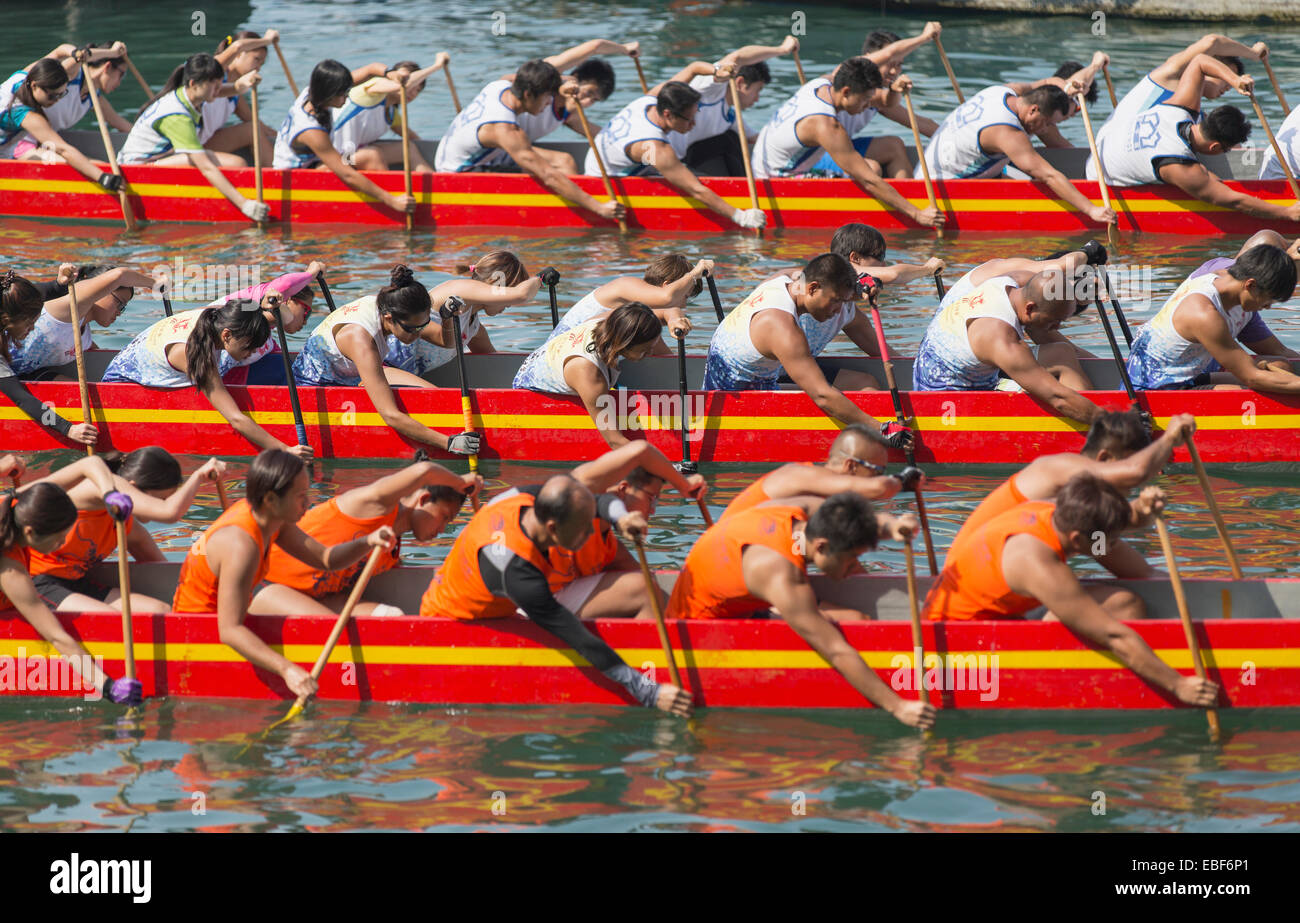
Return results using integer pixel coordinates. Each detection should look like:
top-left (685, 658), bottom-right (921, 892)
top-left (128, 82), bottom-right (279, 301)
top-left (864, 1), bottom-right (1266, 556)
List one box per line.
top-left (2, 699), bottom-right (1297, 832)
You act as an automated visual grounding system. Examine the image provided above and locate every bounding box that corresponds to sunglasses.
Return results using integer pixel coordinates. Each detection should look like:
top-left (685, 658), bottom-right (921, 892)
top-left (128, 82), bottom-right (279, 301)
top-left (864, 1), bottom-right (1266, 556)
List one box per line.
top-left (45, 86), bottom-right (69, 101)
top-left (848, 456), bottom-right (888, 475)
top-left (396, 317), bottom-right (430, 334)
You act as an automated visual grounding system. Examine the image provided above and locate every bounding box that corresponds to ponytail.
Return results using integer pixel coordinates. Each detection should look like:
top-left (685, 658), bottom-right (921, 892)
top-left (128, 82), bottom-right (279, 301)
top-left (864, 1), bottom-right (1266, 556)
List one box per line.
top-left (307, 59), bottom-right (353, 130)
top-left (376, 263), bottom-right (430, 322)
top-left (0, 269), bottom-right (43, 365)
top-left (186, 299), bottom-right (269, 391)
top-left (157, 52), bottom-right (224, 103)
top-left (0, 483), bottom-right (77, 552)
top-left (453, 250), bottom-right (528, 288)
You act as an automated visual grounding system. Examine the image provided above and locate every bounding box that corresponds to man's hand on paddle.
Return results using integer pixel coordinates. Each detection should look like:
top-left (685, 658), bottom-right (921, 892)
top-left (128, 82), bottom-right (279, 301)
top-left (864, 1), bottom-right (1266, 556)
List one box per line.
top-left (197, 457), bottom-right (228, 483)
top-left (667, 312), bottom-right (692, 339)
top-left (367, 525), bottom-right (398, 551)
top-left (0, 454), bottom-right (25, 483)
top-left (617, 511), bottom-right (649, 542)
top-left (460, 472), bottom-right (484, 500)
top-left (655, 683), bottom-right (693, 718)
top-left (1161, 412), bottom-right (1196, 443)
top-left (892, 698), bottom-right (936, 730)
top-left (1174, 675), bottom-right (1220, 707)
top-left (678, 473), bottom-right (707, 501)
top-left (1129, 486), bottom-right (1166, 528)
top-left (283, 663), bottom-right (318, 700)
top-left (882, 512), bottom-right (921, 543)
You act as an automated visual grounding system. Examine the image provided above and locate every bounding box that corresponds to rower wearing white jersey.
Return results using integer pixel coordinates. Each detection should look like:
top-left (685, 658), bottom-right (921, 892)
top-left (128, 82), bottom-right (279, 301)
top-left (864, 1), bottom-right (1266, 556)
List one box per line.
top-left (1260, 103), bottom-right (1300, 182)
top-left (937, 241), bottom-right (1106, 310)
top-left (551, 254), bottom-right (709, 340)
top-left (1127, 244), bottom-right (1300, 392)
top-left (1, 42), bottom-right (131, 160)
top-left (292, 265), bottom-right (479, 457)
top-left (585, 80), bottom-right (764, 229)
top-left (1086, 56), bottom-right (1299, 225)
top-left (273, 59), bottom-right (415, 216)
top-left (435, 59), bottom-right (621, 221)
top-left (332, 57), bottom-right (446, 172)
top-left (119, 53), bottom-right (268, 223)
top-left (199, 30), bottom-right (280, 165)
top-left (752, 58), bottom-right (942, 228)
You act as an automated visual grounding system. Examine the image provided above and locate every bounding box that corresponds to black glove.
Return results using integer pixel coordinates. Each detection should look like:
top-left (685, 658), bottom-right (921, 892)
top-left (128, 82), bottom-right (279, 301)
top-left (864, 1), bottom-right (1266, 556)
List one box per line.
top-left (539, 267), bottom-right (561, 286)
top-left (98, 172), bottom-right (124, 192)
top-left (439, 295), bottom-right (465, 322)
top-left (880, 420), bottom-right (912, 450)
top-left (1082, 240), bottom-right (1109, 265)
top-left (446, 431), bottom-right (481, 456)
top-left (898, 466), bottom-right (924, 492)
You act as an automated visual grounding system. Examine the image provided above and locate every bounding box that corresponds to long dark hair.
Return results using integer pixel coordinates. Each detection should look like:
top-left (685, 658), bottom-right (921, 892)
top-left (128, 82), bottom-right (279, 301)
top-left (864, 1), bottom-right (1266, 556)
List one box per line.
top-left (453, 251), bottom-right (528, 288)
top-left (591, 302), bottom-right (660, 368)
top-left (158, 52), bottom-right (225, 101)
top-left (246, 448), bottom-right (304, 509)
top-left (377, 264), bottom-right (430, 322)
top-left (0, 483), bottom-right (77, 551)
top-left (14, 58), bottom-right (68, 112)
top-left (186, 299), bottom-right (269, 391)
top-left (103, 446), bottom-right (183, 491)
top-left (0, 269), bottom-right (42, 365)
top-left (307, 59), bottom-right (352, 130)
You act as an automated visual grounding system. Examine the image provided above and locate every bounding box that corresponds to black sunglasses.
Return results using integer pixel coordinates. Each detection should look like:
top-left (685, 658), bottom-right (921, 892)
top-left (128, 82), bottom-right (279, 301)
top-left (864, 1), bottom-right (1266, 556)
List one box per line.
top-left (848, 456), bottom-right (888, 475)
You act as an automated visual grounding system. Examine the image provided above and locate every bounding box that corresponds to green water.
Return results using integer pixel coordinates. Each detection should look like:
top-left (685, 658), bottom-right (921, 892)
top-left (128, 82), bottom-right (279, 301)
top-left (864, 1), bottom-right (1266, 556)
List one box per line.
top-left (3, 1), bottom-right (1300, 831)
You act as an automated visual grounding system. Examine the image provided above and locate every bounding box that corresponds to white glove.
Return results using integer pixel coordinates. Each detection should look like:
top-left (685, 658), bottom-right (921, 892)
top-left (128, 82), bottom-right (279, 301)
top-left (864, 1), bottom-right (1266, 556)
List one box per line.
top-left (241, 199), bottom-right (270, 222)
top-left (733, 207), bottom-right (767, 229)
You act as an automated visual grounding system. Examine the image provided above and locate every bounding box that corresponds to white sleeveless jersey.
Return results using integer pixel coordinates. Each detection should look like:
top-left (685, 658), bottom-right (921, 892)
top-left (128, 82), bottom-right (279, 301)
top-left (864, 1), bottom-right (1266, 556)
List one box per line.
top-left (585, 95), bottom-right (667, 176)
top-left (513, 317), bottom-right (619, 394)
top-left (703, 276), bottom-right (801, 390)
top-left (434, 80), bottom-right (518, 172)
top-left (8, 307), bottom-right (95, 375)
top-left (1126, 274), bottom-right (1252, 388)
top-left (916, 85), bottom-right (1022, 180)
top-left (0, 71), bottom-right (29, 152)
top-left (913, 276), bottom-right (1022, 391)
top-left (1087, 103), bottom-right (1198, 186)
top-left (752, 79), bottom-right (841, 178)
top-left (44, 69), bottom-right (92, 132)
top-left (330, 79), bottom-right (396, 157)
top-left (669, 73), bottom-right (734, 158)
top-left (1260, 103), bottom-right (1300, 181)
top-left (117, 88), bottom-right (205, 163)
top-left (273, 89), bottom-right (329, 169)
top-left (200, 87), bottom-right (238, 144)
top-left (516, 97), bottom-right (568, 142)
top-left (551, 290), bottom-right (611, 338)
top-left (291, 295), bottom-right (390, 386)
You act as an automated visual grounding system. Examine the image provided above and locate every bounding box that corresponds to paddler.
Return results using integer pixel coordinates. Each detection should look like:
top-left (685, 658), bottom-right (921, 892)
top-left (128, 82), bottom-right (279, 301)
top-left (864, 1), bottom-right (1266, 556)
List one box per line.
top-left (548, 254), bottom-right (710, 340)
top-left (254, 457), bottom-right (481, 615)
top-left (203, 30), bottom-right (281, 164)
top-left (922, 473), bottom-right (1219, 708)
top-left (666, 491), bottom-right (934, 728)
top-left (172, 449), bottom-right (396, 700)
top-left (751, 57), bottom-right (944, 228)
top-left (702, 253), bottom-right (904, 448)
top-left (330, 58), bottom-right (447, 172)
top-left (434, 58), bottom-right (623, 222)
top-left (211, 260), bottom-right (322, 386)
top-left (101, 298), bottom-right (315, 459)
top-left (937, 240), bottom-right (1108, 308)
top-left (0, 454), bottom-right (141, 706)
top-left (1127, 244), bottom-right (1300, 392)
top-left (291, 264), bottom-right (480, 457)
top-left (1, 41), bottom-right (131, 157)
top-left (419, 473), bottom-right (692, 717)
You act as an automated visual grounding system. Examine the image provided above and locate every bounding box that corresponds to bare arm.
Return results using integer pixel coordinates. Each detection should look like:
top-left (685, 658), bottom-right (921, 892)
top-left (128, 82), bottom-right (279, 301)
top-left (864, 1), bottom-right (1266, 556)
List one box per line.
top-left (758, 314), bottom-right (884, 430)
top-left (125, 518), bottom-right (166, 563)
top-left (563, 357), bottom-right (627, 449)
top-left (184, 149), bottom-right (257, 212)
top-left (337, 325), bottom-right (455, 450)
top-left (840, 310), bottom-right (883, 357)
top-left (804, 116), bottom-right (939, 226)
top-left (1160, 161), bottom-right (1300, 223)
top-left (867, 257), bottom-right (946, 285)
top-left (302, 129), bottom-right (409, 212)
top-left (212, 529), bottom-right (301, 679)
top-left (762, 462), bottom-right (901, 502)
top-left (351, 461), bottom-right (478, 515)
top-left (273, 521), bottom-right (391, 571)
top-left (489, 123), bottom-right (614, 216)
top-left (633, 139), bottom-right (739, 222)
top-left (1178, 297), bottom-right (1300, 391)
top-left (985, 124), bottom-right (1111, 222)
top-left (118, 457), bottom-right (225, 523)
top-left (197, 368), bottom-right (299, 453)
top-left (433, 276), bottom-right (543, 317)
top-left (17, 112), bottom-right (110, 184)
top-left (571, 440), bottom-right (701, 497)
top-left (971, 319), bottom-right (1101, 423)
top-left (545, 39), bottom-right (637, 73)
top-left (866, 22), bottom-right (941, 65)
top-left (874, 101), bottom-right (938, 136)
top-left (28, 455), bottom-right (117, 495)
top-left (1152, 34), bottom-right (1262, 85)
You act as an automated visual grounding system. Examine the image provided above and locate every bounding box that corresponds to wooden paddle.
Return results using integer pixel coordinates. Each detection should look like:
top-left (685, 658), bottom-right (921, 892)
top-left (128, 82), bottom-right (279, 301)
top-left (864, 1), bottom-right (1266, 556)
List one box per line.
top-left (215, 478), bottom-right (229, 511)
top-left (902, 539), bottom-right (930, 723)
top-left (82, 55), bottom-right (137, 231)
top-left (250, 85), bottom-right (266, 230)
top-left (443, 62), bottom-right (462, 113)
top-left (1091, 270), bottom-right (1141, 408)
top-left (399, 74), bottom-right (414, 231)
top-left (123, 53), bottom-right (152, 97)
top-left (634, 536), bottom-right (685, 690)
top-left (903, 88), bottom-right (942, 240)
top-left (114, 515), bottom-right (136, 707)
top-left (633, 55), bottom-right (650, 95)
top-left (1153, 512), bottom-right (1221, 742)
top-left (443, 296), bottom-right (481, 509)
top-left (1101, 62), bottom-right (1118, 108)
top-left (704, 269), bottom-right (724, 322)
top-left (865, 290), bottom-right (938, 575)
top-left (266, 545), bottom-right (387, 731)
top-left (66, 278), bottom-right (94, 456)
top-left (571, 96), bottom-right (626, 232)
top-left (317, 270), bottom-right (338, 313)
top-left (675, 331), bottom-right (697, 476)
top-left (1182, 433), bottom-right (1243, 580)
top-left (272, 301), bottom-right (310, 456)
top-left (1075, 91), bottom-right (1120, 250)
top-left (728, 77), bottom-right (762, 236)
top-left (792, 49), bottom-right (806, 85)
top-left (1249, 91), bottom-right (1300, 202)
top-left (1261, 50), bottom-right (1290, 113)
top-left (272, 39), bottom-right (299, 96)
top-left (933, 36), bottom-right (963, 103)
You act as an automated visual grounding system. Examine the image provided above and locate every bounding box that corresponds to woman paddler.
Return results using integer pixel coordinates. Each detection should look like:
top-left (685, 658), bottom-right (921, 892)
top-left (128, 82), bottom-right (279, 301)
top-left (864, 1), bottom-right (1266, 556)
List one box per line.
top-left (101, 298), bottom-right (314, 460)
top-left (292, 264), bottom-right (480, 457)
top-left (31, 447), bottom-right (226, 614)
top-left (0, 454), bottom-right (142, 706)
top-left (210, 260), bottom-right (322, 386)
top-left (513, 302), bottom-right (666, 449)
top-left (386, 250), bottom-right (540, 377)
top-left (271, 59), bottom-right (415, 217)
top-left (171, 449), bottom-right (396, 699)
top-left (201, 30), bottom-right (281, 164)
top-left (117, 53), bottom-right (269, 224)
top-left (549, 253), bottom-right (710, 341)
top-left (254, 457), bottom-right (481, 615)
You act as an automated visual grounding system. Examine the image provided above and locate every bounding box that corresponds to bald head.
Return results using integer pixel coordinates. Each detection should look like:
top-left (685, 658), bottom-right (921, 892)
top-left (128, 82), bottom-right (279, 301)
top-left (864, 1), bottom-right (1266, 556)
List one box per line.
top-left (535, 474), bottom-right (594, 527)
top-left (828, 424), bottom-right (887, 469)
top-left (1018, 269), bottom-right (1077, 333)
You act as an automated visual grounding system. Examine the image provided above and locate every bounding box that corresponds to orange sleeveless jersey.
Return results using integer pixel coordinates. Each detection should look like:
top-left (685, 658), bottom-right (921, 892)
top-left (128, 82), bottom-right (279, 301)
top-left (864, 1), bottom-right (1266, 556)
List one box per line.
top-left (172, 500), bottom-right (271, 613)
top-left (719, 471), bottom-right (776, 521)
top-left (943, 475), bottom-right (1026, 567)
top-left (546, 519), bottom-right (620, 593)
top-left (420, 492), bottom-right (551, 619)
top-left (0, 546), bottom-right (32, 610)
top-left (666, 504), bottom-right (807, 620)
top-left (922, 501), bottom-right (1065, 621)
top-left (263, 496), bottom-right (400, 597)
top-left (30, 508), bottom-right (131, 580)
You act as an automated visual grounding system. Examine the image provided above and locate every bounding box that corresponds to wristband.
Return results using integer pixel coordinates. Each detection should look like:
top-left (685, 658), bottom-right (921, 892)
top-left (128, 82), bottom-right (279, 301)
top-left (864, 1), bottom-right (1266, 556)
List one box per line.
top-left (607, 498), bottom-right (630, 524)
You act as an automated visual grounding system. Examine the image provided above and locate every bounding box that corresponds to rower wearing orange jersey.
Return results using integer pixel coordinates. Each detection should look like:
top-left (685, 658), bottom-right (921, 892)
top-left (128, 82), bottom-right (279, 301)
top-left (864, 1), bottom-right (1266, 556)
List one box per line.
top-left (946, 410), bottom-right (1194, 567)
top-left (253, 458), bottom-right (481, 615)
top-left (420, 474), bottom-right (692, 716)
top-left (721, 423), bottom-right (909, 521)
top-left (172, 449), bottom-right (395, 699)
top-left (923, 474), bottom-right (1219, 707)
top-left (0, 454), bottom-right (141, 705)
top-left (31, 447), bottom-right (226, 614)
top-left (667, 492), bottom-right (934, 729)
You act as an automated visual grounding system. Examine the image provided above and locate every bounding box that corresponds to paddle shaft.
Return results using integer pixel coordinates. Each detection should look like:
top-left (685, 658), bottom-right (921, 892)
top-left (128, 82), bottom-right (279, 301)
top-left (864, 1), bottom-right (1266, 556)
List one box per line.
top-left (1183, 435), bottom-right (1244, 579)
top-left (444, 64), bottom-right (462, 112)
top-left (635, 538), bottom-right (683, 689)
top-left (1154, 514), bottom-right (1221, 740)
top-left (400, 79), bottom-right (413, 230)
top-left (162, 287), bottom-right (172, 317)
top-left (215, 479), bottom-right (229, 510)
top-left (572, 96), bottom-right (626, 232)
top-left (705, 271), bottom-right (724, 322)
top-left (547, 277), bottom-right (559, 328)
top-left (317, 271), bottom-right (337, 312)
top-left (124, 54), bottom-right (152, 97)
top-left (1262, 55), bottom-right (1290, 113)
top-left (728, 77), bottom-right (761, 234)
top-left (273, 40), bottom-right (299, 95)
top-left (633, 56), bottom-right (649, 94)
top-left (933, 36), bottom-right (963, 102)
top-left (66, 280), bottom-right (94, 456)
top-left (675, 333), bottom-right (695, 474)
top-left (1249, 92), bottom-right (1300, 201)
top-left (792, 49), bottom-right (806, 85)
top-left (250, 86), bottom-right (265, 229)
top-left (449, 309), bottom-right (481, 504)
top-left (273, 308), bottom-right (310, 451)
top-left (934, 271), bottom-right (946, 299)
top-left (903, 88), bottom-right (942, 239)
top-left (82, 58), bottom-right (136, 231)
top-left (1093, 287), bottom-right (1140, 406)
top-left (116, 518), bottom-right (135, 682)
top-left (1102, 63), bottom-right (1118, 108)
top-left (903, 541), bottom-right (926, 707)
top-left (1076, 92), bottom-right (1120, 249)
